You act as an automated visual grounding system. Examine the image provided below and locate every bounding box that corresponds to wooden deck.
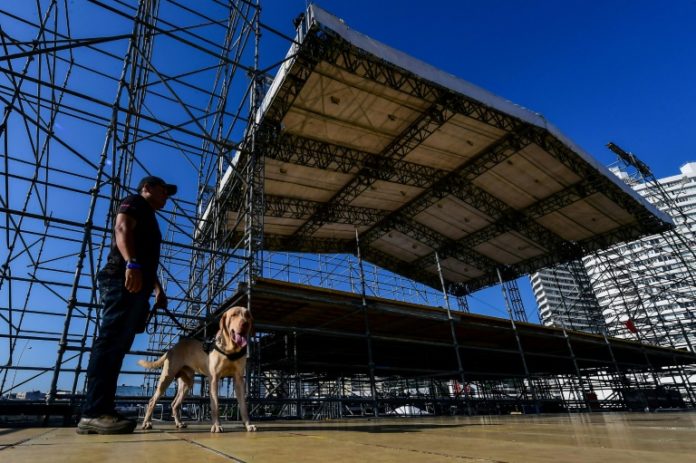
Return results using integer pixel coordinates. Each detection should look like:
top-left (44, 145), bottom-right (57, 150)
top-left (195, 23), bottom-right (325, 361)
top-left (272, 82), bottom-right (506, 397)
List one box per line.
top-left (2, 412), bottom-right (695, 462)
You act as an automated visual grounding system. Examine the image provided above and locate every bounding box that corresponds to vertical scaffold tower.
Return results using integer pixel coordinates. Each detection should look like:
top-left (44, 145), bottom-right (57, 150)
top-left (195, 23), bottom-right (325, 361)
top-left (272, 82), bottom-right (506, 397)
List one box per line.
top-left (0, 0), bottom-right (264, 412)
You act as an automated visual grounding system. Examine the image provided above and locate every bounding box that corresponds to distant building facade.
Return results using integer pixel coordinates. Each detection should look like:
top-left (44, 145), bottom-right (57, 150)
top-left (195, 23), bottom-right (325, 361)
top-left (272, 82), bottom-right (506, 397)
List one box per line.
top-left (532, 162), bottom-right (696, 352)
top-left (16, 390), bottom-right (44, 400)
top-left (530, 259), bottom-right (605, 334)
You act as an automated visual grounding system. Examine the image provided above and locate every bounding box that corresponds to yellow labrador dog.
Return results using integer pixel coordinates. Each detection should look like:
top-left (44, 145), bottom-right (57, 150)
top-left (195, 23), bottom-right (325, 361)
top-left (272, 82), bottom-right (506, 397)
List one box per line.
top-left (138, 306), bottom-right (256, 432)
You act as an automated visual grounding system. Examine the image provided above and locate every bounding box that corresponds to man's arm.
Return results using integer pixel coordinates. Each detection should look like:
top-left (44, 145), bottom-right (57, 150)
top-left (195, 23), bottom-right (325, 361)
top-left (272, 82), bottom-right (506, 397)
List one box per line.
top-left (114, 212), bottom-right (142, 293)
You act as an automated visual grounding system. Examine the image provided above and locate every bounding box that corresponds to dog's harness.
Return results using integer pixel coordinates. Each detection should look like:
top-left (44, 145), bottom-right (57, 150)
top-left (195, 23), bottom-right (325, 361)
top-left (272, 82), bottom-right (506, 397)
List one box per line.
top-left (202, 336), bottom-right (247, 361)
top-left (213, 344), bottom-right (247, 361)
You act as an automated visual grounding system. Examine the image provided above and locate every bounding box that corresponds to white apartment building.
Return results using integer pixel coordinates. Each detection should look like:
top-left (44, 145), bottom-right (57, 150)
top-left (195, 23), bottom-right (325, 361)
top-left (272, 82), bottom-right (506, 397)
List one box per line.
top-left (583, 162), bottom-right (696, 351)
top-left (530, 259), bottom-right (605, 334)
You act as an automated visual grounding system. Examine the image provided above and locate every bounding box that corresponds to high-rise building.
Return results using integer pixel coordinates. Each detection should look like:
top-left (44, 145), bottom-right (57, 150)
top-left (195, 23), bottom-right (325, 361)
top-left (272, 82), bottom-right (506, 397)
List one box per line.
top-left (530, 259), bottom-right (605, 334)
top-left (532, 162), bottom-right (696, 352)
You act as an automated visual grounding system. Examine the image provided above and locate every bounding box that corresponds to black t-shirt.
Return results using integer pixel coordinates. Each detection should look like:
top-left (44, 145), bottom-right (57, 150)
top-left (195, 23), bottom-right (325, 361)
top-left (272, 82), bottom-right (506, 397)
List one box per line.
top-left (101, 194), bottom-right (162, 289)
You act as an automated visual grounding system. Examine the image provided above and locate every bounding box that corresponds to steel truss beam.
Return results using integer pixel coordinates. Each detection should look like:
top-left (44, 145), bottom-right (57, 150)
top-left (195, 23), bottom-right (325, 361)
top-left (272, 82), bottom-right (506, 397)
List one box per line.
top-left (288, 100), bottom-right (455, 240)
top-left (265, 195), bottom-right (387, 225)
top-left (259, 132), bottom-right (446, 187)
top-left (353, 130), bottom-right (532, 279)
top-left (529, 130), bottom-right (669, 234)
top-left (262, 33), bottom-right (325, 125)
top-left (244, 233), bottom-right (353, 254)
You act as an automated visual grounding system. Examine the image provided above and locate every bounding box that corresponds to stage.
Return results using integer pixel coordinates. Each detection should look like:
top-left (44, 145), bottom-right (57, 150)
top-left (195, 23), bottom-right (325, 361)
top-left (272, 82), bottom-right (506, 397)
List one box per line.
top-left (225, 278), bottom-right (696, 379)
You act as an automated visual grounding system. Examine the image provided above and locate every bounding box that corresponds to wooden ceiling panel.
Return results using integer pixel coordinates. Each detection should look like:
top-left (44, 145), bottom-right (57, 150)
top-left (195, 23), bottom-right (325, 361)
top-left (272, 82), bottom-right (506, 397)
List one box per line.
top-left (474, 232), bottom-right (546, 265)
top-left (404, 114), bottom-right (504, 169)
top-left (265, 158), bottom-right (352, 202)
top-left (550, 198), bottom-right (623, 235)
top-left (224, 211), bottom-right (242, 232)
top-left (472, 146), bottom-right (579, 210)
top-left (313, 223), bottom-right (371, 240)
top-left (518, 144), bottom-right (583, 186)
top-left (373, 230), bottom-right (434, 262)
top-left (317, 61), bottom-right (433, 109)
top-left (427, 257), bottom-right (486, 281)
top-left (414, 196), bottom-right (492, 240)
top-left (264, 217), bottom-right (305, 236)
top-left (584, 194), bottom-right (637, 226)
top-left (349, 181), bottom-right (424, 209)
top-left (535, 212), bottom-right (595, 241)
top-left (293, 71), bottom-right (420, 138)
top-left (282, 106), bottom-right (393, 152)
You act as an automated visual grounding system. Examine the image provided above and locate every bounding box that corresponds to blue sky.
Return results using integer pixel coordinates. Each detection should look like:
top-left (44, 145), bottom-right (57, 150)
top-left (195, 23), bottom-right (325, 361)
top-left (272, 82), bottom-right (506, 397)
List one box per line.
top-left (3, 0), bottom-right (696, 391)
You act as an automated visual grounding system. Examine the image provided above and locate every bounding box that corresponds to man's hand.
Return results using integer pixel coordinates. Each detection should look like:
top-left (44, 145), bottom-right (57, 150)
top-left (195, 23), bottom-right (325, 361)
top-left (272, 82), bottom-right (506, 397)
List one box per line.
top-left (125, 268), bottom-right (143, 293)
top-left (153, 287), bottom-right (168, 310)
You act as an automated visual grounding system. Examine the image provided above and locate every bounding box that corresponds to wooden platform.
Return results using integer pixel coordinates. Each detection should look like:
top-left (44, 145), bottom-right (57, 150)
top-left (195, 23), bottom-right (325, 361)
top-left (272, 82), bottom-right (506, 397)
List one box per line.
top-left (2, 412), bottom-right (696, 462)
top-left (225, 278), bottom-right (696, 379)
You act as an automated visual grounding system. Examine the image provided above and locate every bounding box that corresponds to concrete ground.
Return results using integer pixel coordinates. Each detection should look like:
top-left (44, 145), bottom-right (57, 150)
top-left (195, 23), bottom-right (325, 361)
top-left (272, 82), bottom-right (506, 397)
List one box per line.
top-left (1, 412), bottom-right (695, 462)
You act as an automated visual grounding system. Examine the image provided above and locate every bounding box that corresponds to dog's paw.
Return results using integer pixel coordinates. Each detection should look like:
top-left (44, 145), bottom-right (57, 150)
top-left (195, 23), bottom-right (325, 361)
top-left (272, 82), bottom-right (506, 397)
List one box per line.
top-left (245, 423), bottom-right (257, 432)
top-left (176, 422), bottom-right (188, 429)
top-left (210, 424), bottom-right (224, 433)
top-left (141, 422), bottom-right (153, 430)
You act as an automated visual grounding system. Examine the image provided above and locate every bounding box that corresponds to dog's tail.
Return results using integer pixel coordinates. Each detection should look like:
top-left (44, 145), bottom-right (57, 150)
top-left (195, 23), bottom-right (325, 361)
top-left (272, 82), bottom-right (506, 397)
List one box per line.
top-left (137, 354), bottom-right (166, 370)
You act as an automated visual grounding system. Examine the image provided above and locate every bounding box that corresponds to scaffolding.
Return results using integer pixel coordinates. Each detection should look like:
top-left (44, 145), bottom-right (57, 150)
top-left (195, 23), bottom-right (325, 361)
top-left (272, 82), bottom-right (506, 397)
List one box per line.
top-left (1, 1), bottom-right (694, 426)
top-left (0, 0), bottom-right (263, 416)
top-left (533, 145), bottom-right (696, 408)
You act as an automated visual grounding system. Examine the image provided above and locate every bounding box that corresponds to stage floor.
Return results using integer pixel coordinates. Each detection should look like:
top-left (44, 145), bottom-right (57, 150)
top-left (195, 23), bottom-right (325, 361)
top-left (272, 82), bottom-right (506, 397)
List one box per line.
top-left (2, 412), bottom-right (695, 462)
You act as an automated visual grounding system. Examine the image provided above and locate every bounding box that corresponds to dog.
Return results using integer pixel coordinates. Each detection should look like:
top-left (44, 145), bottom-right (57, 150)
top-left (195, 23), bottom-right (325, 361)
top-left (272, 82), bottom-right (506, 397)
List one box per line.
top-left (138, 306), bottom-right (256, 432)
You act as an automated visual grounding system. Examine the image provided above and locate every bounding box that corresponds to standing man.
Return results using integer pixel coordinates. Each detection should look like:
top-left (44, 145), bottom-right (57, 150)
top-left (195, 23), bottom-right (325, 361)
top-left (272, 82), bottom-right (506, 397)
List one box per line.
top-left (77, 176), bottom-right (177, 434)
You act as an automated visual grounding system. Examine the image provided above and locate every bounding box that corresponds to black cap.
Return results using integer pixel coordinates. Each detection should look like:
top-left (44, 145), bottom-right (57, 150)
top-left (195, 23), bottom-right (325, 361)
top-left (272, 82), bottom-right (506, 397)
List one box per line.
top-left (137, 176), bottom-right (177, 196)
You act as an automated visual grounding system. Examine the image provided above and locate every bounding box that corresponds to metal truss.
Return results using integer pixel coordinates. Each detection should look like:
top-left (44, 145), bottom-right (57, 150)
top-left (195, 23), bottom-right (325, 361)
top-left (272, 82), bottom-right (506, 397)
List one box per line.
top-left (261, 132), bottom-right (446, 187)
top-left (531, 131), bottom-right (670, 234)
top-left (265, 195), bottom-right (387, 225)
top-left (288, 100), bottom-right (455, 240)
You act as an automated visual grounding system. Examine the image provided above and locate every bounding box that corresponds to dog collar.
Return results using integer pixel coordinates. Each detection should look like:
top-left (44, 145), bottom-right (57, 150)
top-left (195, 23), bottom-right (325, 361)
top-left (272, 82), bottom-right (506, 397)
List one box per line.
top-left (212, 344), bottom-right (247, 361)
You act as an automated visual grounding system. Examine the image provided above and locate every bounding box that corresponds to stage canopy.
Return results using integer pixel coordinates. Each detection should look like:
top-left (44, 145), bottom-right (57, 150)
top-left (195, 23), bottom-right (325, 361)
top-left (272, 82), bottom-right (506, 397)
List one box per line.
top-left (216, 5), bottom-right (672, 294)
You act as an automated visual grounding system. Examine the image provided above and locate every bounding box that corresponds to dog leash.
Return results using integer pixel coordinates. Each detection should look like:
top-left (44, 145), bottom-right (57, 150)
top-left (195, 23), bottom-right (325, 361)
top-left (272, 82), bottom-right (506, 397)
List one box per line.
top-left (146, 304), bottom-right (192, 335)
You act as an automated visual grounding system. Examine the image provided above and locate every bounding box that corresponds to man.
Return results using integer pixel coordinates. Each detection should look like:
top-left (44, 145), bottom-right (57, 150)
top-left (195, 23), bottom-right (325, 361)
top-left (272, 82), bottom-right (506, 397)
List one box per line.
top-left (77, 176), bottom-right (177, 434)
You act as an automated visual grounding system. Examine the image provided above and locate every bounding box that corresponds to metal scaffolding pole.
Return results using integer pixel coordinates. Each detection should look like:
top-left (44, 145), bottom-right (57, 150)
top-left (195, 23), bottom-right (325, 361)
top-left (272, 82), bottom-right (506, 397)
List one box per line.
top-left (435, 252), bottom-right (469, 410)
top-left (355, 228), bottom-right (379, 417)
top-left (497, 268), bottom-right (540, 413)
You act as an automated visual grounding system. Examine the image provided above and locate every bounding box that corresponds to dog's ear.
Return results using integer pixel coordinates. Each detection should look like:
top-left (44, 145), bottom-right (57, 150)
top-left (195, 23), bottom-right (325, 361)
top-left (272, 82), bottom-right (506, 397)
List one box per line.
top-left (219, 311), bottom-right (231, 343)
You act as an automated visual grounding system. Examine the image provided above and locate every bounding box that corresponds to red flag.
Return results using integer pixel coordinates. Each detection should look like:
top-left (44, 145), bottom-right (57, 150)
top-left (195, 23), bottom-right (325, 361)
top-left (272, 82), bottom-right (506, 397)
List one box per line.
top-left (624, 319), bottom-right (638, 334)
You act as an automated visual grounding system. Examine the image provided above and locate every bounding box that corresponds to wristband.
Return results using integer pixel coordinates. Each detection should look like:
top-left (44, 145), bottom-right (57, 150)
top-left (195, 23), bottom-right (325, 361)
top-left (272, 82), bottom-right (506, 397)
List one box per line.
top-left (126, 261), bottom-right (141, 270)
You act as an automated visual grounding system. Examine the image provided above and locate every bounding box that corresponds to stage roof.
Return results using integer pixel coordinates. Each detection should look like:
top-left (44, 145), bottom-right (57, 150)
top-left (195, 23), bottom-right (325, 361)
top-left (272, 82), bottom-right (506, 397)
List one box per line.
top-left (217, 5), bottom-right (672, 293)
top-left (225, 279), bottom-right (696, 379)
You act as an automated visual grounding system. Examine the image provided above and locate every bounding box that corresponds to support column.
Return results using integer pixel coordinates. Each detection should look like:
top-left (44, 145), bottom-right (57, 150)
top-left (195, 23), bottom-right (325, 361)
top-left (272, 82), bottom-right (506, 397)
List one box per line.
top-left (355, 228), bottom-right (379, 417)
top-left (497, 268), bottom-right (540, 413)
top-left (435, 252), bottom-right (470, 414)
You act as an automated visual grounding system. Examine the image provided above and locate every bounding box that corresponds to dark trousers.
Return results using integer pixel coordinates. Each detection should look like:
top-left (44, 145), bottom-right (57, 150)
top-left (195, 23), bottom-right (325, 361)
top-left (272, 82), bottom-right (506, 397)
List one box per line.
top-left (82, 273), bottom-right (150, 417)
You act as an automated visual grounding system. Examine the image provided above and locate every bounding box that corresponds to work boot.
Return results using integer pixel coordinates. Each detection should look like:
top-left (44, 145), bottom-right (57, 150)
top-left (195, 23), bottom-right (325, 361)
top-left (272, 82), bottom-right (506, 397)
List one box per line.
top-left (76, 415), bottom-right (136, 435)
